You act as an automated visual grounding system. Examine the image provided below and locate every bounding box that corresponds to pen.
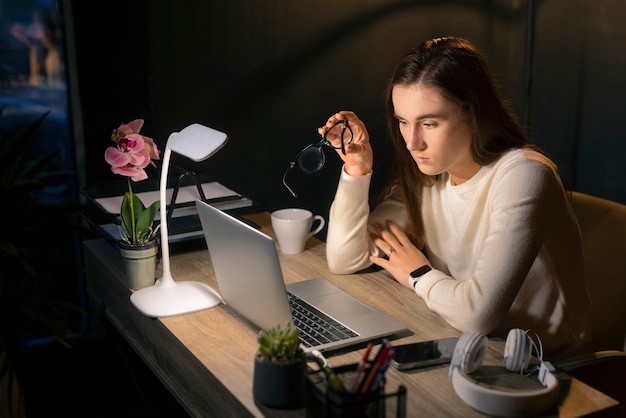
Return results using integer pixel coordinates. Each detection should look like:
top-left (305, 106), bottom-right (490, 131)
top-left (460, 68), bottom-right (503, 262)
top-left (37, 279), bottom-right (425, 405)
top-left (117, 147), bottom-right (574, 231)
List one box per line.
top-left (325, 368), bottom-right (345, 393)
top-left (350, 342), bottom-right (373, 393)
top-left (358, 340), bottom-right (391, 394)
top-left (311, 349), bottom-right (346, 393)
top-left (370, 347), bottom-right (395, 392)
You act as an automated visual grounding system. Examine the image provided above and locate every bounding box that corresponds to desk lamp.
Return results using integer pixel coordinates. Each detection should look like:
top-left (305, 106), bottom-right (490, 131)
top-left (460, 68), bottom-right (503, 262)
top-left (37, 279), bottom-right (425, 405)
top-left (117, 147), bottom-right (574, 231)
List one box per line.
top-left (130, 123), bottom-right (227, 317)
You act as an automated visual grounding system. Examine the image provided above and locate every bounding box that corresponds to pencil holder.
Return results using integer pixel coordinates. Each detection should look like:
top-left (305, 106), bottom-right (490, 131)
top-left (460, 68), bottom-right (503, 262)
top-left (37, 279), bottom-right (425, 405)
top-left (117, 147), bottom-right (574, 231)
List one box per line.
top-left (306, 363), bottom-right (407, 418)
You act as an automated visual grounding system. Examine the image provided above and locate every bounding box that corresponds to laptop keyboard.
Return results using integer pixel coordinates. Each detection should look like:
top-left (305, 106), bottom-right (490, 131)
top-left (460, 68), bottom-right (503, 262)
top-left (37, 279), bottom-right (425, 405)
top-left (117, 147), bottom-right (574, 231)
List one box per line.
top-left (287, 291), bottom-right (359, 348)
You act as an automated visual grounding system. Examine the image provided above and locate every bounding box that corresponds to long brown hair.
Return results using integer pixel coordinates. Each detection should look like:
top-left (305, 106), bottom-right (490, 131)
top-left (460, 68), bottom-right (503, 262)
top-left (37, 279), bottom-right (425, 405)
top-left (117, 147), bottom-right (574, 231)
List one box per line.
top-left (382, 37), bottom-right (533, 248)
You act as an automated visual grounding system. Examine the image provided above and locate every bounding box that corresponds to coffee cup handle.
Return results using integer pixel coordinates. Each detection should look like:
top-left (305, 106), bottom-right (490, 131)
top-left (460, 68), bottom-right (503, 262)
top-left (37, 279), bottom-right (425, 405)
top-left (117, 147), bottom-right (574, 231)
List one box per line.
top-left (308, 215), bottom-right (325, 238)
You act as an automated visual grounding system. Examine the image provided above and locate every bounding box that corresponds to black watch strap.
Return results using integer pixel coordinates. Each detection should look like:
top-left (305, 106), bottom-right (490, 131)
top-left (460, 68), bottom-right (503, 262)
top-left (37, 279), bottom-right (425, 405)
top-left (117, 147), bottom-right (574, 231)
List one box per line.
top-left (408, 265), bottom-right (432, 289)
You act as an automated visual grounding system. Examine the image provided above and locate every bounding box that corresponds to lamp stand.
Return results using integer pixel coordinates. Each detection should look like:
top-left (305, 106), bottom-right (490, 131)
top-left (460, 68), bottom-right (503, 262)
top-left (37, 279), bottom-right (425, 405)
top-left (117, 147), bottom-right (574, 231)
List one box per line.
top-left (130, 129), bottom-right (224, 317)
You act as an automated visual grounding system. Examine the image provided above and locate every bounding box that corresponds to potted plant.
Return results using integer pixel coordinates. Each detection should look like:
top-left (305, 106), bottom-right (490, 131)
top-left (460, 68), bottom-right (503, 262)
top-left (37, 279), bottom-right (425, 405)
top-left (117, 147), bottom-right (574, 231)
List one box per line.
top-left (252, 322), bottom-right (307, 408)
top-left (104, 119), bottom-right (161, 289)
top-left (1, 110), bottom-right (82, 417)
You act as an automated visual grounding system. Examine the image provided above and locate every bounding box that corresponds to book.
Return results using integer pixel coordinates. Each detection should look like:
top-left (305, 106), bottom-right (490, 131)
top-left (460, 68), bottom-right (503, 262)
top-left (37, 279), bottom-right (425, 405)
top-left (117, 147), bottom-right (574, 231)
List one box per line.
top-left (93, 181), bottom-right (253, 215)
top-left (82, 181), bottom-right (255, 244)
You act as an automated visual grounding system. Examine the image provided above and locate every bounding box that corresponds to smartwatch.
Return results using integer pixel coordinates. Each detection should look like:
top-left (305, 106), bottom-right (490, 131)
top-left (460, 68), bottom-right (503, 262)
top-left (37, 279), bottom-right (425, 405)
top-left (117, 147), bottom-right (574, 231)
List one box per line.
top-left (408, 265), bottom-right (432, 289)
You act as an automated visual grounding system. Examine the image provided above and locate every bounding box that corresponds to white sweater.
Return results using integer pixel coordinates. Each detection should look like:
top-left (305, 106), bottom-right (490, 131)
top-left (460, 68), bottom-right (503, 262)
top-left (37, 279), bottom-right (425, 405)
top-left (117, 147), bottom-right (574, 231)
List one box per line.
top-left (327, 149), bottom-right (592, 359)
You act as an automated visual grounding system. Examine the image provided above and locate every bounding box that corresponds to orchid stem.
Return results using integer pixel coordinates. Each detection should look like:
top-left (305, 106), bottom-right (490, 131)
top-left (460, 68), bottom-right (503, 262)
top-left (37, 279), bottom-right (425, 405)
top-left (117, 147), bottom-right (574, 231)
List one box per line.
top-left (128, 177), bottom-right (137, 244)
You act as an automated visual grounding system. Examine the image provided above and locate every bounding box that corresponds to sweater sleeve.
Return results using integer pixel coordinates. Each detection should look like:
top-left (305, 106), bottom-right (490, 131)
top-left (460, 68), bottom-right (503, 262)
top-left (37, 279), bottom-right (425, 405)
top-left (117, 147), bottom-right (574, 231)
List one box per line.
top-left (414, 154), bottom-right (562, 334)
top-left (326, 167), bottom-right (407, 274)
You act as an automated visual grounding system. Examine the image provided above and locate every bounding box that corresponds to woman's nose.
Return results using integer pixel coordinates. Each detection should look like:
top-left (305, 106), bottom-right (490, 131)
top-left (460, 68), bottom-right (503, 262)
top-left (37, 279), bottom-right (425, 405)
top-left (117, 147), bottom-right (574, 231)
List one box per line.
top-left (406, 128), bottom-right (425, 151)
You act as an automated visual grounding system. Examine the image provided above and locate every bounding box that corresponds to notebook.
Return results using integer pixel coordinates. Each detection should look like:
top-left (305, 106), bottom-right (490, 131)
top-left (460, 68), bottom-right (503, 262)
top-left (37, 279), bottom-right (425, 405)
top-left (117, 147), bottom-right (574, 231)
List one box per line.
top-left (195, 200), bottom-right (409, 353)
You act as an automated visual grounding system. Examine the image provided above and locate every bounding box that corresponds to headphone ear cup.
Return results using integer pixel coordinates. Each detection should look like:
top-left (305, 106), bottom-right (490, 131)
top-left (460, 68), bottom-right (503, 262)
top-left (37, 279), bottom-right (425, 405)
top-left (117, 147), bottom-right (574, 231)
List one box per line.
top-left (504, 328), bottom-right (531, 372)
top-left (450, 332), bottom-right (488, 377)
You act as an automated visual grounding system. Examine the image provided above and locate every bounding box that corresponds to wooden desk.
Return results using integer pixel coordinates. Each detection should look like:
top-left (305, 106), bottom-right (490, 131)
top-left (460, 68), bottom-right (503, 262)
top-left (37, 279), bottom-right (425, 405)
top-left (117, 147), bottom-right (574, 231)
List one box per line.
top-left (83, 212), bottom-right (618, 417)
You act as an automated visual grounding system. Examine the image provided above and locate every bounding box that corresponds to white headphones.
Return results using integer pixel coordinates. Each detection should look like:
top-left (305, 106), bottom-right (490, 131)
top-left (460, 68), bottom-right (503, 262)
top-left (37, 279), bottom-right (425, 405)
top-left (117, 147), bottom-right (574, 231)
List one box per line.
top-left (448, 329), bottom-right (559, 417)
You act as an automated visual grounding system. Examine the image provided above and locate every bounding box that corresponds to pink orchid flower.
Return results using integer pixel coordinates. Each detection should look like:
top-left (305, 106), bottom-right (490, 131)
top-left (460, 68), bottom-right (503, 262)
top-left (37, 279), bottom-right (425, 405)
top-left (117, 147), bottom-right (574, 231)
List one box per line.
top-left (105, 119), bottom-right (160, 181)
top-left (104, 119), bottom-right (162, 245)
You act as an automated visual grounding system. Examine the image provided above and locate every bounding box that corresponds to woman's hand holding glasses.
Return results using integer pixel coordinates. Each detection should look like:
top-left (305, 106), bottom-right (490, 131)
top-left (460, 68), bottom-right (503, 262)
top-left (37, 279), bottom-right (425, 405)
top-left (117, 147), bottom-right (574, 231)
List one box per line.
top-left (319, 111), bottom-right (373, 177)
top-left (283, 111), bottom-right (373, 197)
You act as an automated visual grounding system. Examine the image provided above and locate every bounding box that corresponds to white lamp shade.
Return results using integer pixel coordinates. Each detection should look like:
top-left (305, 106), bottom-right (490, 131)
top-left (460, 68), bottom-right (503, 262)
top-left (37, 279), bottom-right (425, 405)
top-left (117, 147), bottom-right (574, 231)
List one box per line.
top-left (167, 123), bottom-right (227, 162)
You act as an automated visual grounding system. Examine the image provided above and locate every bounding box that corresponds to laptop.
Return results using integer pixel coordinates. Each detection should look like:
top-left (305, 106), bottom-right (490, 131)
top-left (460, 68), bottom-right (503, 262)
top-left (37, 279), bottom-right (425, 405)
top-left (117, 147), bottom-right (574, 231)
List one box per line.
top-left (195, 200), bottom-right (409, 353)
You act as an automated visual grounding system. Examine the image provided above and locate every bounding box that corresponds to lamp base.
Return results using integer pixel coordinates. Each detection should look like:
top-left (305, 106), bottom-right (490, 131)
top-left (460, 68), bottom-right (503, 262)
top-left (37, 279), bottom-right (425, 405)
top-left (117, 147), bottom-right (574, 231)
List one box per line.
top-left (130, 280), bottom-right (222, 317)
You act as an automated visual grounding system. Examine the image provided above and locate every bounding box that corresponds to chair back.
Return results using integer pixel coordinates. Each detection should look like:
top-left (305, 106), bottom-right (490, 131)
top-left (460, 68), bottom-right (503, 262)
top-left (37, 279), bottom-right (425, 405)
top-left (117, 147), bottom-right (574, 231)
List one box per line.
top-left (571, 191), bottom-right (626, 352)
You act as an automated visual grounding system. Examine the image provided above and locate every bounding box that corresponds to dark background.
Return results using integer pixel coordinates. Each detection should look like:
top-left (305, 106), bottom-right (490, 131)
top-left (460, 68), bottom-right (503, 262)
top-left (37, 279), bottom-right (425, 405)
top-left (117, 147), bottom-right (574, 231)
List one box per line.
top-left (67, 0), bottom-right (626, 228)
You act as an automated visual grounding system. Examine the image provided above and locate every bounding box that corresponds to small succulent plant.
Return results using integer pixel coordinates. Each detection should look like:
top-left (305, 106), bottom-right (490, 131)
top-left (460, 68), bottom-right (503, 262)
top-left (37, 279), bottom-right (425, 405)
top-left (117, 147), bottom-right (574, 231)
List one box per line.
top-left (256, 322), bottom-right (303, 363)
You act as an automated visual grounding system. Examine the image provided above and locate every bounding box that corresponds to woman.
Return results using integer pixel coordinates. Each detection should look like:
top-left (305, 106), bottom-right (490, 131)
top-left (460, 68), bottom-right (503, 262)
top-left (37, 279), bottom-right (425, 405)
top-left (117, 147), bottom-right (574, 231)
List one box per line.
top-left (321, 37), bottom-right (591, 360)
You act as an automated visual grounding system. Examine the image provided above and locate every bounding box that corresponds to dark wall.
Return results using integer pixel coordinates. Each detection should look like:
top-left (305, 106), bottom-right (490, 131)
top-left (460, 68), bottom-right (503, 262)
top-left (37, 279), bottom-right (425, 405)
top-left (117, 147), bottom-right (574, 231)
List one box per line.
top-left (530, 0), bottom-right (626, 200)
top-left (68, 0), bottom-right (152, 188)
top-left (146, 0), bottom-right (533, 223)
top-left (71, 0), bottom-right (626, 238)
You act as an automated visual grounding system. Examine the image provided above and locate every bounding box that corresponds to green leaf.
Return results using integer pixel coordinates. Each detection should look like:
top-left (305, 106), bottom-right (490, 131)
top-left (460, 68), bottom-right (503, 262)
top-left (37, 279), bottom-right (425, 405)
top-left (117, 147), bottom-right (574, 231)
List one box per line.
top-left (120, 192), bottom-right (159, 244)
top-left (256, 322), bottom-right (301, 362)
top-left (16, 150), bottom-right (59, 184)
top-left (130, 193), bottom-right (146, 220)
top-left (136, 200), bottom-right (159, 240)
top-left (0, 110), bottom-right (50, 190)
top-left (120, 193), bottom-right (134, 240)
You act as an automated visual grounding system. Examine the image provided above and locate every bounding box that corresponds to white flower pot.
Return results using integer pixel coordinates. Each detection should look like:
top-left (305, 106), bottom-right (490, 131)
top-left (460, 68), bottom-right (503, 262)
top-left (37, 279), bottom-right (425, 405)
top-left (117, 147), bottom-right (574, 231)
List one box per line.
top-left (119, 241), bottom-right (158, 290)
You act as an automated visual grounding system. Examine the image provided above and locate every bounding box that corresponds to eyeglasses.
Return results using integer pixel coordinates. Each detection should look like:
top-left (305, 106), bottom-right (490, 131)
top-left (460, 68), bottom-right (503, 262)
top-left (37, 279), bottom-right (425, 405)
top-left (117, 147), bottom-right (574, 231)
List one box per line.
top-left (282, 119), bottom-right (353, 197)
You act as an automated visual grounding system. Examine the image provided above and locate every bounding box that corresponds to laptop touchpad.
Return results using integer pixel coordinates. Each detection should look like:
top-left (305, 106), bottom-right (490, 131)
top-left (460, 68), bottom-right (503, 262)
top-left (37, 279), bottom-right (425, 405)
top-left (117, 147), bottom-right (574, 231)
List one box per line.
top-left (308, 292), bottom-right (375, 318)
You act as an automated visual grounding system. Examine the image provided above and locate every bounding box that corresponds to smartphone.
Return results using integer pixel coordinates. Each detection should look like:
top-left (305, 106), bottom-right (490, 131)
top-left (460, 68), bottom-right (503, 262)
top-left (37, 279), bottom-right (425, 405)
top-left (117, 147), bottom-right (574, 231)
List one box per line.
top-left (390, 337), bottom-right (459, 371)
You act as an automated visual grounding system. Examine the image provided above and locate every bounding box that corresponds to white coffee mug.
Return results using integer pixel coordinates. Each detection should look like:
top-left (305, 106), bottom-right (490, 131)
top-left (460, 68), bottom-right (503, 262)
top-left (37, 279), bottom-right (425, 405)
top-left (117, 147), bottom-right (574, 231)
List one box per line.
top-left (271, 208), bottom-right (325, 254)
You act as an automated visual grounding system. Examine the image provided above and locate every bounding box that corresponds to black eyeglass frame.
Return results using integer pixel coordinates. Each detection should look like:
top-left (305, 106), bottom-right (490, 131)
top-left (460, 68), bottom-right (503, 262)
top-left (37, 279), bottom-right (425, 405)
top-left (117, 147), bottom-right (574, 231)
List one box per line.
top-left (282, 119), bottom-right (353, 198)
